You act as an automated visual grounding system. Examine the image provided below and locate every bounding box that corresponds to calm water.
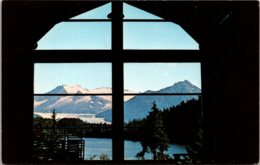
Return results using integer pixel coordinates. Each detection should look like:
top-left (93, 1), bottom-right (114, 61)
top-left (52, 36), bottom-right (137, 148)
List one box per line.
top-left (84, 138), bottom-right (113, 160)
top-left (84, 138), bottom-right (187, 160)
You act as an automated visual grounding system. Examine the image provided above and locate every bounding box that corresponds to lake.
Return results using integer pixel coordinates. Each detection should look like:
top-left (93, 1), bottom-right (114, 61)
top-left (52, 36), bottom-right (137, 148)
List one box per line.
top-left (84, 138), bottom-right (187, 160)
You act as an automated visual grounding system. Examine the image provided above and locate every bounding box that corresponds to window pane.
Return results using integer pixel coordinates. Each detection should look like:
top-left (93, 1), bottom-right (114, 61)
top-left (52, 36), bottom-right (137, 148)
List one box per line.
top-left (33, 63), bottom-right (112, 160)
top-left (71, 3), bottom-right (111, 19)
top-left (124, 22), bottom-right (199, 50)
top-left (123, 3), bottom-right (162, 20)
top-left (34, 63), bottom-right (112, 94)
top-left (36, 22), bottom-right (111, 50)
top-left (124, 63), bottom-right (201, 93)
top-left (124, 96), bottom-right (202, 161)
top-left (33, 96), bottom-right (112, 160)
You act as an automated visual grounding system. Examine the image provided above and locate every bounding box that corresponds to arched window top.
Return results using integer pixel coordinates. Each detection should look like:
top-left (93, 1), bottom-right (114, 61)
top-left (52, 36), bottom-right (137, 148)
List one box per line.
top-left (70, 2), bottom-right (163, 20)
top-left (123, 3), bottom-right (162, 20)
top-left (71, 3), bottom-right (111, 20)
top-left (36, 3), bottom-right (199, 50)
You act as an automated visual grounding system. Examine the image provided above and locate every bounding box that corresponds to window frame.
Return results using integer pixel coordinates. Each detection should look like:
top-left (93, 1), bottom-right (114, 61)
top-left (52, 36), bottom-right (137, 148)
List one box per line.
top-left (32, 1), bottom-right (202, 163)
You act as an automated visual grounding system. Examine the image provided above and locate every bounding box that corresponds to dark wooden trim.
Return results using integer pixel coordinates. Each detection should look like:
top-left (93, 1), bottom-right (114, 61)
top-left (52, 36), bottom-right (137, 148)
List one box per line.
top-left (123, 50), bottom-right (200, 62)
top-left (123, 93), bottom-right (201, 96)
top-left (123, 19), bottom-right (170, 22)
top-left (111, 2), bottom-right (124, 162)
top-left (65, 19), bottom-right (111, 22)
top-left (33, 50), bottom-right (112, 62)
top-left (64, 19), bottom-right (170, 22)
top-left (34, 93), bottom-right (112, 96)
top-left (33, 50), bottom-right (200, 63)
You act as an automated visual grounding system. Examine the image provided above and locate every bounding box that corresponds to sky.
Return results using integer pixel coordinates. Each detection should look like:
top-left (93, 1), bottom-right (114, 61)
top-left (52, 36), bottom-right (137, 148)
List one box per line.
top-left (36, 22), bottom-right (111, 50)
top-left (34, 63), bottom-right (111, 93)
top-left (124, 63), bottom-right (201, 92)
top-left (35, 3), bottom-right (200, 93)
top-left (124, 22), bottom-right (198, 49)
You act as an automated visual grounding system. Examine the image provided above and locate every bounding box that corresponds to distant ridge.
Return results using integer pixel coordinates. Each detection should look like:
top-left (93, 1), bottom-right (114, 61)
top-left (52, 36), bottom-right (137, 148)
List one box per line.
top-left (97, 80), bottom-right (201, 122)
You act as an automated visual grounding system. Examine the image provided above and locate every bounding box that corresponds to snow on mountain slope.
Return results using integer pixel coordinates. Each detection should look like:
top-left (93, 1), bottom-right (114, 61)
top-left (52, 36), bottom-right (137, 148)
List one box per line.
top-left (88, 87), bottom-right (112, 94)
top-left (34, 85), bottom-right (112, 114)
top-left (47, 85), bottom-right (89, 94)
top-left (159, 80), bottom-right (201, 93)
top-left (35, 95), bottom-right (112, 114)
top-left (34, 99), bottom-right (48, 106)
top-left (124, 89), bottom-right (138, 101)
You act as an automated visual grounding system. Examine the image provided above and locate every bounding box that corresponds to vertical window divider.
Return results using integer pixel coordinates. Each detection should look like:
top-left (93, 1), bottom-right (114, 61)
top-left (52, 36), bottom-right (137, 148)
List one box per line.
top-left (111, 1), bottom-right (124, 162)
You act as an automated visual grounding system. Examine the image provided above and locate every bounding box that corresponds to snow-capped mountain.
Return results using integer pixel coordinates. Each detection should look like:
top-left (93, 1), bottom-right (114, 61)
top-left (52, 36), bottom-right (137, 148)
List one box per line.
top-left (34, 80), bottom-right (201, 123)
top-left (46, 85), bottom-right (112, 94)
top-left (47, 85), bottom-right (89, 94)
top-left (158, 80), bottom-right (201, 93)
top-left (34, 85), bottom-right (112, 114)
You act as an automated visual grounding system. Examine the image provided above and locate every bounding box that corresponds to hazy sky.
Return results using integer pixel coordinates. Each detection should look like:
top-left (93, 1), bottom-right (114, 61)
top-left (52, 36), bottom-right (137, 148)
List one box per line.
top-left (35, 3), bottom-right (200, 93)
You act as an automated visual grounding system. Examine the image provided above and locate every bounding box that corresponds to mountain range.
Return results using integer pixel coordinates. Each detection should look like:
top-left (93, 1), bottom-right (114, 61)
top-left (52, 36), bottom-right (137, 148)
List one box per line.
top-left (34, 85), bottom-right (112, 114)
top-left (34, 80), bottom-right (201, 123)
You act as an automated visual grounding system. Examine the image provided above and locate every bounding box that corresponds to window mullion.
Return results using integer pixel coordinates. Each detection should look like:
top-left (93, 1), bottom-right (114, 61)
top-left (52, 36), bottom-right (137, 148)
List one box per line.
top-left (111, 1), bottom-right (124, 162)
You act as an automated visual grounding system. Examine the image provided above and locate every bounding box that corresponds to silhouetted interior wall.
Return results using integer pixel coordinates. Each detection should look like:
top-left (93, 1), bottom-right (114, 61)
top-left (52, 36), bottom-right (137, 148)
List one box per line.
top-left (201, 3), bottom-right (259, 163)
top-left (2, 1), bottom-right (259, 164)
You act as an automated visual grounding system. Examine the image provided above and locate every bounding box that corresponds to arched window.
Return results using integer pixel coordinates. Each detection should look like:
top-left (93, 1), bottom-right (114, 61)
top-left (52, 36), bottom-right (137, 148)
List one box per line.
top-left (33, 2), bottom-right (202, 163)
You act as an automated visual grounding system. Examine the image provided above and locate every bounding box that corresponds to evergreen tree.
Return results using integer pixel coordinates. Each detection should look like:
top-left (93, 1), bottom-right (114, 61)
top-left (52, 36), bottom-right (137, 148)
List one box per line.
top-left (136, 102), bottom-right (170, 160)
top-left (186, 127), bottom-right (203, 163)
top-left (185, 98), bottom-right (203, 163)
top-left (51, 109), bottom-right (56, 136)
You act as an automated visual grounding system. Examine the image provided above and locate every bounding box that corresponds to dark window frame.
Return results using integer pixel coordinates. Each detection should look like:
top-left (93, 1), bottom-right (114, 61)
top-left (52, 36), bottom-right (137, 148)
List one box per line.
top-left (32, 1), bottom-right (202, 163)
